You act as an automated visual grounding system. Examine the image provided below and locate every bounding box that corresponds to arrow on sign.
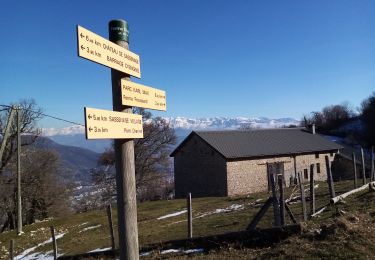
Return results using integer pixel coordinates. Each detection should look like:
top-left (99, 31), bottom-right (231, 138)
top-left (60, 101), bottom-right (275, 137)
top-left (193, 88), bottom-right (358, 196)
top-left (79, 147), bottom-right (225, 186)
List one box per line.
top-left (81, 45), bottom-right (85, 51)
top-left (80, 33), bottom-right (84, 38)
top-left (88, 114), bottom-right (92, 119)
top-left (89, 127), bottom-right (93, 132)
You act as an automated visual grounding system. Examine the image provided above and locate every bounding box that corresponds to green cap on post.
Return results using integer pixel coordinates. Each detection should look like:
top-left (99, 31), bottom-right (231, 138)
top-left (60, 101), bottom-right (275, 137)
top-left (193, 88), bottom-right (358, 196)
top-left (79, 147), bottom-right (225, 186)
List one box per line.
top-left (109, 19), bottom-right (129, 43)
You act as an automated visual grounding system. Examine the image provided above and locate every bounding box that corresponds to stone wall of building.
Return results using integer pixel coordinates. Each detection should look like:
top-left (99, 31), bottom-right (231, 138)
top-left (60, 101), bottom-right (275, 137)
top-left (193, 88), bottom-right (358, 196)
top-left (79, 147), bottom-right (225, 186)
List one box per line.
top-left (174, 134), bottom-right (228, 198)
top-left (226, 152), bottom-right (336, 197)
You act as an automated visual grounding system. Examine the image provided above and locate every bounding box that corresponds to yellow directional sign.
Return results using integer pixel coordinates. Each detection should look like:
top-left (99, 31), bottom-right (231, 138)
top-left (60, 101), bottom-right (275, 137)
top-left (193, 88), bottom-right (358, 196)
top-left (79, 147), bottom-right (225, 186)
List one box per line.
top-left (84, 107), bottom-right (143, 139)
top-left (121, 80), bottom-right (166, 111)
top-left (77, 25), bottom-right (141, 78)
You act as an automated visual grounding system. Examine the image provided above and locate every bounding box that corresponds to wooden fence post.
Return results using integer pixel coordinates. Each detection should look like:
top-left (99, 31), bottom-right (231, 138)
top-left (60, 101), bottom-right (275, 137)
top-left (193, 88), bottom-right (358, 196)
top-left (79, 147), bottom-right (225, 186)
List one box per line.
top-left (289, 175), bottom-right (293, 186)
top-left (107, 204), bottom-right (116, 254)
top-left (309, 164), bottom-right (315, 217)
top-left (50, 226), bottom-right (57, 260)
top-left (270, 173), bottom-right (281, 226)
top-left (325, 156), bottom-right (336, 199)
top-left (297, 172), bottom-right (307, 221)
top-left (9, 239), bottom-right (14, 260)
top-left (361, 148), bottom-right (366, 185)
top-left (187, 193), bottom-right (192, 239)
top-left (278, 175), bottom-right (285, 226)
top-left (352, 152), bottom-right (357, 188)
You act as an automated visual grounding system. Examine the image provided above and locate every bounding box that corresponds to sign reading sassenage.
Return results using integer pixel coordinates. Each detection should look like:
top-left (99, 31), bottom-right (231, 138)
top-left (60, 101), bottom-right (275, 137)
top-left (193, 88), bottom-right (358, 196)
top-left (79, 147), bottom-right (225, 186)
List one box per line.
top-left (121, 80), bottom-right (166, 111)
top-left (77, 25), bottom-right (141, 78)
top-left (84, 107), bottom-right (143, 139)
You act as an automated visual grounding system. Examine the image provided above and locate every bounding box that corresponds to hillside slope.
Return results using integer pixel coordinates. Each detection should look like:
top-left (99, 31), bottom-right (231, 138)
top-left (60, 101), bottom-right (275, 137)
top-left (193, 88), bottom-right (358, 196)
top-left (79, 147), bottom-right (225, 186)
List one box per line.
top-left (32, 136), bottom-right (100, 184)
top-left (0, 180), bottom-right (374, 259)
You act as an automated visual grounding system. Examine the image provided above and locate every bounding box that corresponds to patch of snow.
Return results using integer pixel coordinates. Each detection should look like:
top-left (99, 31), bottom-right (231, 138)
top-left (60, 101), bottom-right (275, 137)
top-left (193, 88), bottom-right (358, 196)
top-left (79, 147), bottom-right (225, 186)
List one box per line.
top-left (78, 222), bottom-right (89, 227)
top-left (140, 251), bottom-right (151, 256)
top-left (74, 186), bottom-right (83, 191)
top-left (157, 210), bottom-right (187, 220)
top-left (196, 204), bottom-right (244, 218)
top-left (161, 249), bottom-right (181, 254)
top-left (17, 251), bottom-right (63, 260)
top-left (323, 135), bottom-right (346, 144)
top-left (159, 248), bottom-right (204, 255)
top-left (15, 233), bottom-right (65, 260)
top-left (88, 247), bottom-right (111, 253)
top-left (79, 224), bottom-right (101, 233)
top-left (184, 248), bottom-right (204, 254)
top-left (167, 204), bottom-right (245, 225)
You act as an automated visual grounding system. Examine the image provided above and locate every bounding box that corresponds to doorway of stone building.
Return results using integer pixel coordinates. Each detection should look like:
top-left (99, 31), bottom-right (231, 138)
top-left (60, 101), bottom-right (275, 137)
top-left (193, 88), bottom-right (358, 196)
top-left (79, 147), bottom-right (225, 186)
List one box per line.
top-left (267, 162), bottom-right (285, 191)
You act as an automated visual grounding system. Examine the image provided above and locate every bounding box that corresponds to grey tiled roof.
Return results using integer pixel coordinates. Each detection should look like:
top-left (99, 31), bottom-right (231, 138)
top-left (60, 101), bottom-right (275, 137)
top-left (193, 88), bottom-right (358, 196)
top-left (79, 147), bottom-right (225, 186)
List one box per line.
top-left (172, 128), bottom-right (342, 159)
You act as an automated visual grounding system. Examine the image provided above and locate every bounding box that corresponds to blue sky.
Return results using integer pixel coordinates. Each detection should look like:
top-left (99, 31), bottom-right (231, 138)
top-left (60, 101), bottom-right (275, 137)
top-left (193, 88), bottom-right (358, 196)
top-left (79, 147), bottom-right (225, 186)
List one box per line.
top-left (0, 1), bottom-right (374, 128)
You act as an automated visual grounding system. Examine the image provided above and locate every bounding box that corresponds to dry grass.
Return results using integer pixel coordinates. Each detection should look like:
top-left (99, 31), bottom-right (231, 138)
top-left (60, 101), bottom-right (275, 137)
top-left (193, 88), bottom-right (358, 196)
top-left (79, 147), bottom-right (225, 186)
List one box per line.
top-left (0, 179), bottom-right (374, 259)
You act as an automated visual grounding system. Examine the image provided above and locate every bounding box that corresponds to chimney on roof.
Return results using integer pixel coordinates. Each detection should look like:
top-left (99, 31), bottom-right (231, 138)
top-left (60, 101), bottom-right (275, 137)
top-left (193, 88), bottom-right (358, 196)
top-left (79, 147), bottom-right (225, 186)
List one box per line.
top-left (309, 124), bottom-right (316, 134)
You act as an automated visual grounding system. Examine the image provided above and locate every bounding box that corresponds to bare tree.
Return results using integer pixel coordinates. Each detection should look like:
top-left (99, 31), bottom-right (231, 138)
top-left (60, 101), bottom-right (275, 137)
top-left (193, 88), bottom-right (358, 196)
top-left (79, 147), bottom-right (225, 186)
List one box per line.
top-left (361, 92), bottom-right (375, 146)
top-left (0, 99), bottom-right (43, 171)
top-left (301, 103), bottom-right (354, 134)
top-left (0, 100), bottom-right (72, 231)
top-left (21, 148), bottom-right (71, 224)
top-left (97, 109), bottom-right (176, 201)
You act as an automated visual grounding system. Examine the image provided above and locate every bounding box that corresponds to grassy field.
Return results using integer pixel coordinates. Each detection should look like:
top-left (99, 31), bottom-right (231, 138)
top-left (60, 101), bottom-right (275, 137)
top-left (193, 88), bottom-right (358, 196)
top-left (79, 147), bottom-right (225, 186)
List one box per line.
top-left (0, 179), bottom-right (374, 259)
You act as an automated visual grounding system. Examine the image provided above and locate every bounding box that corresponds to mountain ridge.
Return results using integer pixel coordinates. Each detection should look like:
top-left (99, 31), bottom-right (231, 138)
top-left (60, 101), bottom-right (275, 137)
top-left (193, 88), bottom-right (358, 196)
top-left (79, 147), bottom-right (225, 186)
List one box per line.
top-left (40, 116), bottom-right (299, 153)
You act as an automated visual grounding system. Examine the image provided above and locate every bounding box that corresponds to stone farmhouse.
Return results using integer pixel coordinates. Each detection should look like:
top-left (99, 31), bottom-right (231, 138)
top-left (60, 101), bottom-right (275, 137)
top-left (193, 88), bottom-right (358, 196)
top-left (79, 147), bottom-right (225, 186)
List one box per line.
top-left (171, 128), bottom-right (342, 198)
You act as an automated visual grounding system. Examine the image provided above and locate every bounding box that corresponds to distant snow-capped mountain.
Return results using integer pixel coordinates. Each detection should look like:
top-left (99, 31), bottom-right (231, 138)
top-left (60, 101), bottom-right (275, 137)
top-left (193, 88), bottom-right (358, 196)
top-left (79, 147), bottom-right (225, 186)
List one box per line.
top-left (164, 116), bottom-right (299, 130)
top-left (41, 116), bottom-right (299, 153)
top-left (42, 125), bottom-right (85, 136)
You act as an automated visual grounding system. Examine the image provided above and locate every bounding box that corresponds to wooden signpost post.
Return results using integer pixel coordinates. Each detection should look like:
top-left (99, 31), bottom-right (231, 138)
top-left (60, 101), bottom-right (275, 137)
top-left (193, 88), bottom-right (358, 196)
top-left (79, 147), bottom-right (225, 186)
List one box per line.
top-left (77, 19), bottom-right (167, 260)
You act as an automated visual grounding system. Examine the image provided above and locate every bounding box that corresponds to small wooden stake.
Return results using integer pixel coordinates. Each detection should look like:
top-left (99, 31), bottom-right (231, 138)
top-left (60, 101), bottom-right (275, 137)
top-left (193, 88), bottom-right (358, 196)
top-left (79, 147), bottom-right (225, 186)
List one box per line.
top-left (50, 226), bottom-right (57, 260)
top-left (278, 175), bottom-right (285, 226)
top-left (297, 172), bottom-right (307, 221)
top-left (309, 164), bottom-right (315, 216)
top-left (247, 197), bottom-right (273, 230)
top-left (187, 193), bottom-right (192, 239)
top-left (361, 148), bottom-right (366, 185)
top-left (352, 152), bottom-right (357, 188)
top-left (270, 173), bottom-right (281, 226)
top-left (9, 239), bottom-right (14, 260)
top-left (285, 204), bottom-right (297, 224)
top-left (325, 156), bottom-right (336, 199)
top-left (107, 204), bottom-right (115, 254)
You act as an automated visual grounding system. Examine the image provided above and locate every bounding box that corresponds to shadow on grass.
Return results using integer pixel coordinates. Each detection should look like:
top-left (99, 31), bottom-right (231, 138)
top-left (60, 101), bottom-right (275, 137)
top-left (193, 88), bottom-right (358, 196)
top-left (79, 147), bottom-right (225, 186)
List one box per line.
top-left (59, 224), bottom-right (301, 259)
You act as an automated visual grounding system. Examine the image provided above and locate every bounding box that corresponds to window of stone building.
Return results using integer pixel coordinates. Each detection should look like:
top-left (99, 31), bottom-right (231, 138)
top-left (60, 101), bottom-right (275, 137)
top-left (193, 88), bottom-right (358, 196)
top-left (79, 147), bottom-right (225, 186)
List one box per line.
top-left (315, 153), bottom-right (319, 159)
top-left (316, 163), bottom-right (321, 173)
top-left (330, 152), bottom-right (334, 157)
top-left (304, 169), bottom-right (308, 179)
